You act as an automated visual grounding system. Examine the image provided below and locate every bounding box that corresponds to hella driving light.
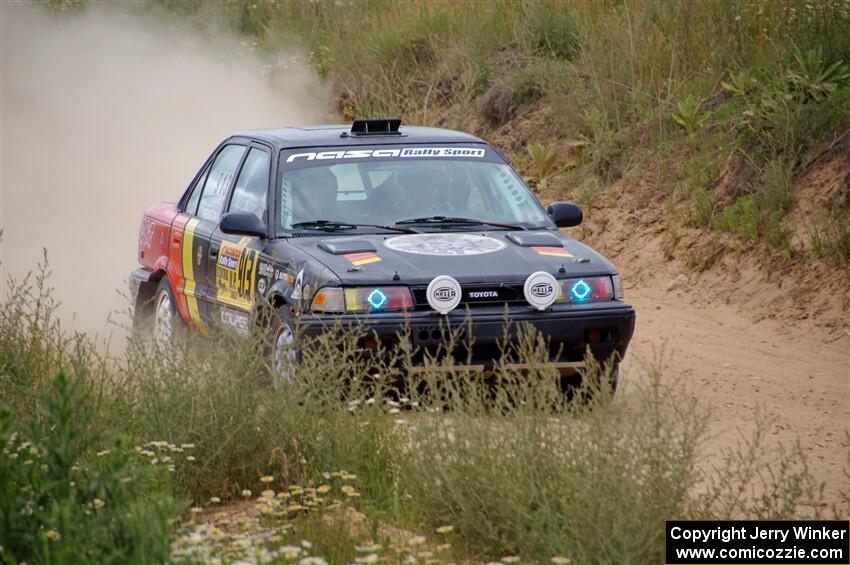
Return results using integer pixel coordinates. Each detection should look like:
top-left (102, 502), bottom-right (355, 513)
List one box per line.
top-left (312, 287), bottom-right (413, 313)
top-left (557, 276), bottom-right (614, 304)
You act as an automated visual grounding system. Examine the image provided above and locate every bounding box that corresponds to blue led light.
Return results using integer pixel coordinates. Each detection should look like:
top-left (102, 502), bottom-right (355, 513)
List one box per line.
top-left (367, 288), bottom-right (388, 309)
top-left (570, 279), bottom-right (592, 301)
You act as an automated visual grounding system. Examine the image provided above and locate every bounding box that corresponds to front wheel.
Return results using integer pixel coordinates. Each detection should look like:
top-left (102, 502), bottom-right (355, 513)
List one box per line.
top-left (268, 306), bottom-right (301, 389)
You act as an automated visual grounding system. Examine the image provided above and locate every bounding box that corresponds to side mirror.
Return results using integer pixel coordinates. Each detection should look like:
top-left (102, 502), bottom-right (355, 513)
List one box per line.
top-left (547, 201), bottom-right (583, 228)
top-left (220, 212), bottom-right (267, 238)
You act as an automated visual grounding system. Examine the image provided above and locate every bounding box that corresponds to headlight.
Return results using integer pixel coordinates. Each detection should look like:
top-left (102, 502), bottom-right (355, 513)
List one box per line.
top-left (557, 276), bottom-right (614, 303)
top-left (311, 286), bottom-right (414, 313)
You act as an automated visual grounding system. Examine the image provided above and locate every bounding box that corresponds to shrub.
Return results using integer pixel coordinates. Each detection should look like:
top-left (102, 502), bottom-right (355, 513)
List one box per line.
top-left (0, 373), bottom-right (180, 564)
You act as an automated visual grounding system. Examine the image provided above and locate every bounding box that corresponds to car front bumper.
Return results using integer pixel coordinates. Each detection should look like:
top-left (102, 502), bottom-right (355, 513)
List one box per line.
top-left (296, 301), bottom-right (636, 368)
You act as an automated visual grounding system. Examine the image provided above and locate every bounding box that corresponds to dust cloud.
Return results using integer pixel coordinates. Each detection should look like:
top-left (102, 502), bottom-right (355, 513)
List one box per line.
top-left (0, 2), bottom-right (328, 341)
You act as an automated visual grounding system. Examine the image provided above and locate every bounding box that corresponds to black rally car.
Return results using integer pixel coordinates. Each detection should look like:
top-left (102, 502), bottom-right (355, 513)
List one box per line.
top-left (131, 118), bottom-right (635, 383)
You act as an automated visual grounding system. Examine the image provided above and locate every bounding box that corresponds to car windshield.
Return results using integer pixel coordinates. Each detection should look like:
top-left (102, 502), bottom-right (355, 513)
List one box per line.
top-left (277, 145), bottom-right (551, 232)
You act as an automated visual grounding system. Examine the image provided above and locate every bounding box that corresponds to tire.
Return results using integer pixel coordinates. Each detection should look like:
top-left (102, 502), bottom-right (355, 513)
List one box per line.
top-left (560, 362), bottom-right (619, 402)
top-left (267, 305), bottom-right (301, 389)
top-left (152, 277), bottom-right (185, 348)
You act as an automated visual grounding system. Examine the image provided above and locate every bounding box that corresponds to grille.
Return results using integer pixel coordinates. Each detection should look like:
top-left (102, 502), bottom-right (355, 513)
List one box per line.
top-left (412, 283), bottom-right (526, 309)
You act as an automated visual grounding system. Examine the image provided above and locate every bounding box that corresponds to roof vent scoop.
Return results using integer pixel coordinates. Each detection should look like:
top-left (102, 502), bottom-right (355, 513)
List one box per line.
top-left (350, 118), bottom-right (402, 136)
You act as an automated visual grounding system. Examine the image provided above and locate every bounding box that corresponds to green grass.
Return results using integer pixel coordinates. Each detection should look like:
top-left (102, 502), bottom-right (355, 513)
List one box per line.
top-left (204, 0), bottom-right (850, 252)
top-left (1, 259), bottom-right (835, 563)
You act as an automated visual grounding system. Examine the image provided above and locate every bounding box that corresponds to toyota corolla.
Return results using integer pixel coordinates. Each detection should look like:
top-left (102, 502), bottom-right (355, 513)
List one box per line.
top-left (130, 118), bottom-right (635, 388)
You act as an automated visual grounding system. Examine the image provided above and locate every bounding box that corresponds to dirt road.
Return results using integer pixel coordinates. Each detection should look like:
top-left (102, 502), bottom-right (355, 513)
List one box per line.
top-left (621, 280), bottom-right (849, 508)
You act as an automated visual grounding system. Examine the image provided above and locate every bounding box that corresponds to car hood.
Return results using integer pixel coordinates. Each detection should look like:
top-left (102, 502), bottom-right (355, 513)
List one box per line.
top-left (279, 230), bottom-right (616, 286)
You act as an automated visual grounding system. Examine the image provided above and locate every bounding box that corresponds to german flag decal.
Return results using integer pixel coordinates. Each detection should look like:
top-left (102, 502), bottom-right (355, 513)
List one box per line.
top-left (532, 246), bottom-right (574, 258)
top-left (344, 252), bottom-right (382, 266)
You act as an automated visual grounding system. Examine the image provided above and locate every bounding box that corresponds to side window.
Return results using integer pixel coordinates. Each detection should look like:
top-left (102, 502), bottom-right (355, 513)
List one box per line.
top-left (197, 145), bottom-right (246, 222)
top-left (228, 148), bottom-right (270, 220)
top-left (183, 165), bottom-right (209, 216)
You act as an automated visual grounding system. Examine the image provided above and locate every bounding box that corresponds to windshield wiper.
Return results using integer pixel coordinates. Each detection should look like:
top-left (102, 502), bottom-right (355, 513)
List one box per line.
top-left (395, 216), bottom-right (527, 231)
top-left (290, 220), bottom-right (415, 233)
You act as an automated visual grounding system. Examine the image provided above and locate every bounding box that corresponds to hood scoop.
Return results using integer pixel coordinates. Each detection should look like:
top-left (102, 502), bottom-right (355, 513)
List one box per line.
top-left (505, 231), bottom-right (564, 247)
top-left (318, 239), bottom-right (377, 255)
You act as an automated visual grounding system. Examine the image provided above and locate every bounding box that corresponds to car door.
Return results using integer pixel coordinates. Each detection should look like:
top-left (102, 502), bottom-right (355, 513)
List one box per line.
top-left (187, 143), bottom-right (248, 329)
top-left (206, 144), bottom-right (272, 334)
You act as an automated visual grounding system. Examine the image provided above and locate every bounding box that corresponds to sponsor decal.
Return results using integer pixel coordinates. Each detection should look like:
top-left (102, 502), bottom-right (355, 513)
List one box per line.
top-left (258, 262), bottom-right (274, 277)
top-left (220, 307), bottom-right (249, 335)
top-left (532, 246), bottom-right (573, 258)
top-left (384, 234), bottom-right (506, 256)
top-left (343, 251), bottom-right (382, 266)
top-left (286, 147), bottom-right (486, 163)
top-left (257, 278), bottom-right (266, 294)
top-left (426, 275), bottom-right (462, 315)
top-left (523, 271), bottom-right (558, 311)
top-left (290, 269), bottom-right (304, 300)
top-left (139, 218), bottom-right (155, 250)
top-left (215, 240), bottom-right (257, 310)
top-left (218, 245), bottom-right (241, 271)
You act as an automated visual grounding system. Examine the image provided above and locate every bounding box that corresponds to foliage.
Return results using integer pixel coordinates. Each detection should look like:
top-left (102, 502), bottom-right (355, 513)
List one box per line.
top-left (0, 375), bottom-right (179, 564)
top-left (0, 260), bottom-right (831, 562)
top-left (672, 94), bottom-right (710, 145)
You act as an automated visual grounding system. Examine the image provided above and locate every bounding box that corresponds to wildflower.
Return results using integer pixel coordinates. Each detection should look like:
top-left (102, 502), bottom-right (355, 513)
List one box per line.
top-left (299, 557), bottom-right (327, 565)
top-left (408, 535), bottom-right (426, 546)
top-left (356, 554), bottom-right (379, 564)
top-left (241, 489), bottom-right (252, 498)
top-left (502, 557), bottom-right (520, 563)
top-left (316, 484), bottom-right (331, 494)
top-left (186, 455), bottom-right (196, 462)
top-left (209, 496), bottom-right (221, 504)
top-left (436, 525), bottom-right (454, 534)
top-left (45, 529), bottom-right (60, 541)
top-left (190, 506), bottom-right (202, 513)
top-left (301, 539), bottom-right (313, 549)
top-left (436, 544), bottom-right (451, 552)
top-left (341, 472), bottom-right (357, 480)
top-left (388, 408), bottom-right (400, 414)
top-left (341, 485), bottom-right (360, 497)
top-left (92, 498), bottom-right (105, 509)
top-left (356, 543), bottom-right (383, 552)
top-left (96, 449), bottom-right (111, 457)
top-left (551, 557), bottom-right (570, 564)
top-left (280, 545), bottom-right (302, 559)
top-left (260, 475), bottom-right (275, 483)
top-left (261, 489), bottom-right (275, 498)
top-left (181, 443), bottom-right (195, 449)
